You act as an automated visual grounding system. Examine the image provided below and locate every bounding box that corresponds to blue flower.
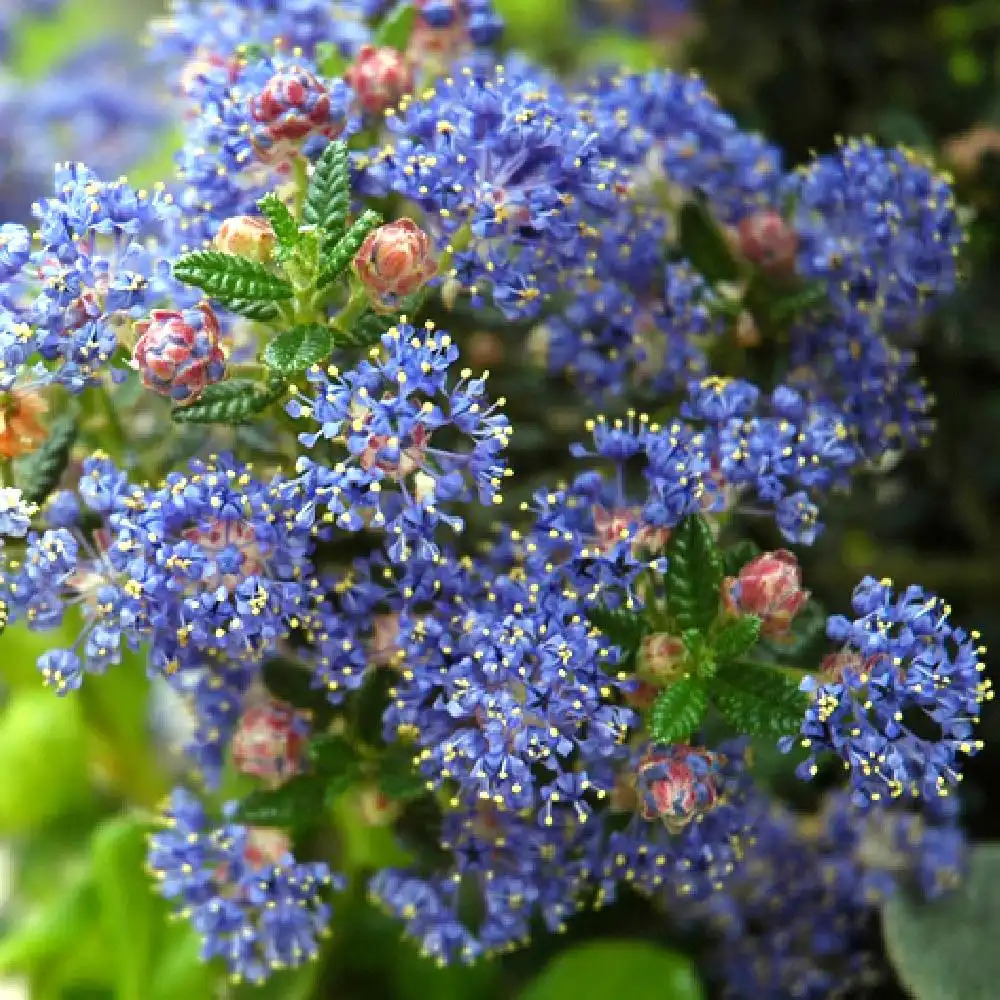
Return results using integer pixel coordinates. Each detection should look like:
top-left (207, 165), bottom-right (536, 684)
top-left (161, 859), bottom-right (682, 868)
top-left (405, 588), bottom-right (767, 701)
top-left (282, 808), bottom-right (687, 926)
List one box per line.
top-left (148, 788), bottom-right (340, 984)
top-left (0, 486), bottom-right (35, 538)
top-left (784, 577), bottom-right (991, 809)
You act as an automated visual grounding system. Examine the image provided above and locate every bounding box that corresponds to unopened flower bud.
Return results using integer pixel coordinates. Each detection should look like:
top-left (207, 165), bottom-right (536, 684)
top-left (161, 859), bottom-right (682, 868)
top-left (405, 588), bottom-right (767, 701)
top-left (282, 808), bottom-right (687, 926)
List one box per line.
top-left (132, 304), bottom-right (226, 406)
top-left (231, 699), bottom-right (307, 784)
top-left (637, 633), bottom-right (687, 686)
top-left (214, 215), bottom-right (277, 263)
top-left (0, 390), bottom-right (47, 459)
top-left (636, 745), bottom-right (722, 831)
top-left (250, 66), bottom-right (349, 163)
top-left (723, 549), bottom-right (808, 638)
top-left (354, 218), bottom-right (437, 311)
top-left (736, 210), bottom-right (798, 276)
top-left (345, 44), bottom-right (413, 116)
top-left (242, 827), bottom-right (293, 868)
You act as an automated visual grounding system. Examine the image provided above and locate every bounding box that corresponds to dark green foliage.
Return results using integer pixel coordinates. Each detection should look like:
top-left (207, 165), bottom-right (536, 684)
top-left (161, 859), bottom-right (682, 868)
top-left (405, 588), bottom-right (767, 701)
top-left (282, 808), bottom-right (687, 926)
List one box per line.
top-left (664, 514), bottom-right (725, 631)
top-left (677, 200), bottom-right (740, 282)
top-left (721, 538), bottom-right (761, 577)
top-left (171, 375), bottom-right (287, 424)
top-left (18, 411), bottom-right (77, 504)
top-left (588, 604), bottom-right (648, 671)
top-left (173, 250), bottom-right (294, 302)
top-left (234, 774), bottom-right (327, 828)
top-left (258, 193), bottom-right (299, 253)
top-left (712, 661), bottom-right (807, 736)
top-left (303, 140), bottom-right (351, 242)
top-left (213, 297), bottom-right (280, 322)
top-left (318, 209), bottom-right (384, 287)
top-left (264, 325), bottom-right (335, 373)
top-left (712, 615), bottom-right (763, 662)
top-left (650, 679), bottom-right (709, 744)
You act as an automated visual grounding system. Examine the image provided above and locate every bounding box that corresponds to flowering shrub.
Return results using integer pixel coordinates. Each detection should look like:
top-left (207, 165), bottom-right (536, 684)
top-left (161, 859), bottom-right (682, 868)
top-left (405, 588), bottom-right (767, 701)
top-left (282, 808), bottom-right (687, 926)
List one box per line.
top-left (0, 1), bottom-right (993, 997)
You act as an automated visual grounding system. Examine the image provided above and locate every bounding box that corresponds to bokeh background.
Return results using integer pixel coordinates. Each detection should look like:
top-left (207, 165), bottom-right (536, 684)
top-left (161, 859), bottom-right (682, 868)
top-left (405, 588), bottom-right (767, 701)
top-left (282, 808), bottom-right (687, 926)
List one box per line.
top-left (2, 1), bottom-right (999, 997)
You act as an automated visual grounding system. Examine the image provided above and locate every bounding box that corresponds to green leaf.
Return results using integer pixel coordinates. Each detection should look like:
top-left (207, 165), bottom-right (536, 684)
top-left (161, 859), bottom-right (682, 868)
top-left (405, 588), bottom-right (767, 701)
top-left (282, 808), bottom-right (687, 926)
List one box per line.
top-left (375, 3), bottom-right (417, 51)
top-left (0, 690), bottom-right (90, 834)
top-left (721, 538), bottom-right (761, 578)
top-left (337, 302), bottom-right (420, 348)
top-left (212, 296), bottom-right (281, 322)
top-left (883, 843), bottom-right (1000, 1000)
top-left (258, 192), bottom-right (299, 251)
top-left (649, 678), bottom-right (708, 744)
top-left (378, 745), bottom-right (426, 802)
top-left (319, 209), bottom-right (384, 287)
top-left (763, 599), bottom-right (826, 658)
top-left (678, 200), bottom-right (740, 283)
top-left (234, 773), bottom-right (327, 828)
top-left (315, 41), bottom-right (349, 79)
top-left (308, 733), bottom-right (359, 774)
top-left (173, 250), bottom-right (294, 302)
top-left (587, 604), bottom-right (647, 671)
top-left (261, 658), bottom-right (335, 723)
top-left (0, 868), bottom-right (95, 975)
top-left (664, 514), bottom-right (724, 632)
top-left (264, 324), bottom-right (335, 373)
top-left (171, 375), bottom-right (287, 425)
top-left (17, 410), bottom-right (77, 505)
top-left (303, 140), bottom-right (351, 241)
top-left (712, 661), bottom-right (807, 737)
top-left (91, 815), bottom-right (157, 1000)
top-left (520, 940), bottom-right (704, 1000)
top-left (712, 615), bottom-right (762, 662)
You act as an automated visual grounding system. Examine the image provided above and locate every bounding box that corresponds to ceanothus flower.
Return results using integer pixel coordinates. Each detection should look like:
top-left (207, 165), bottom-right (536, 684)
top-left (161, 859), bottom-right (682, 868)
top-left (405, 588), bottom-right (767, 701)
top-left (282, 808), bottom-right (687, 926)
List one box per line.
top-left (147, 788), bottom-right (340, 984)
top-left (784, 577), bottom-right (992, 809)
top-left (285, 319), bottom-right (511, 559)
top-left (356, 63), bottom-right (625, 318)
top-left (0, 164), bottom-right (175, 393)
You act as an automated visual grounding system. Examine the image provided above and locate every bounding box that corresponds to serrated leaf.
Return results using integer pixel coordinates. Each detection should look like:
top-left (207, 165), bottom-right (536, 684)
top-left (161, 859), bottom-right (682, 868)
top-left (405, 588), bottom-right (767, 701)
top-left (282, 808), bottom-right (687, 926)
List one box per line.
top-left (264, 324), bottom-right (335, 373)
top-left (712, 661), bottom-right (807, 737)
top-left (234, 773), bottom-right (327, 828)
top-left (308, 733), bottom-right (358, 774)
top-left (712, 615), bottom-right (762, 662)
top-left (319, 209), bottom-right (384, 287)
top-left (649, 678), bottom-right (708, 744)
top-left (18, 411), bottom-right (76, 505)
top-left (314, 41), bottom-right (349, 79)
top-left (678, 199), bottom-right (740, 283)
top-left (258, 192), bottom-right (299, 251)
top-left (664, 514), bottom-right (724, 632)
top-left (213, 296), bottom-right (280, 322)
top-left (588, 604), bottom-right (647, 671)
top-left (721, 539), bottom-right (761, 578)
top-left (173, 250), bottom-right (293, 302)
top-left (375, 3), bottom-right (417, 51)
top-left (883, 843), bottom-right (1000, 1000)
top-left (303, 140), bottom-right (351, 241)
top-left (171, 375), bottom-right (287, 425)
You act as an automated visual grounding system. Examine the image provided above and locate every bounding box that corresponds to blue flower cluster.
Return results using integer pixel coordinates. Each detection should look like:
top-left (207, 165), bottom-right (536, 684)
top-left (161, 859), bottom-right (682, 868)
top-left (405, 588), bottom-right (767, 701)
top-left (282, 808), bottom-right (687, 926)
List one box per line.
top-left (0, 163), bottom-right (175, 392)
top-left (693, 793), bottom-right (965, 1000)
top-left (786, 576), bottom-right (992, 808)
top-left (148, 788), bottom-right (340, 983)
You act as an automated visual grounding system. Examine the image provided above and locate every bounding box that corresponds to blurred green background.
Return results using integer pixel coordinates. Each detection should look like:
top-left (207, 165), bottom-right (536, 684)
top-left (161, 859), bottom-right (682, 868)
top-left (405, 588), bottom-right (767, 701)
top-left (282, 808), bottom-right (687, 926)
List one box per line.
top-left (2, 1), bottom-right (1000, 998)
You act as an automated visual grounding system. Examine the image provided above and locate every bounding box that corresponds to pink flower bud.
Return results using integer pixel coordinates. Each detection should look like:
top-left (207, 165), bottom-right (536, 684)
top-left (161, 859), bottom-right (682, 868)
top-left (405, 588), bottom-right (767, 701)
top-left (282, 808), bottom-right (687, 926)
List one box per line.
top-left (354, 218), bottom-right (437, 311)
top-left (591, 505), bottom-right (670, 557)
top-left (345, 44), bottom-right (413, 116)
top-left (242, 827), bottom-right (293, 868)
top-left (132, 303), bottom-right (225, 406)
top-left (724, 549), bottom-right (809, 638)
top-left (736, 210), bottom-right (798, 276)
top-left (231, 700), bottom-right (307, 783)
top-left (214, 215), bottom-right (277, 263)
top-left (636, 745), bottom-right (722, 831)
top-left (637, 633), bottom-right (687, 686)
top-left (250, 66), bottom-right (349, 163)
